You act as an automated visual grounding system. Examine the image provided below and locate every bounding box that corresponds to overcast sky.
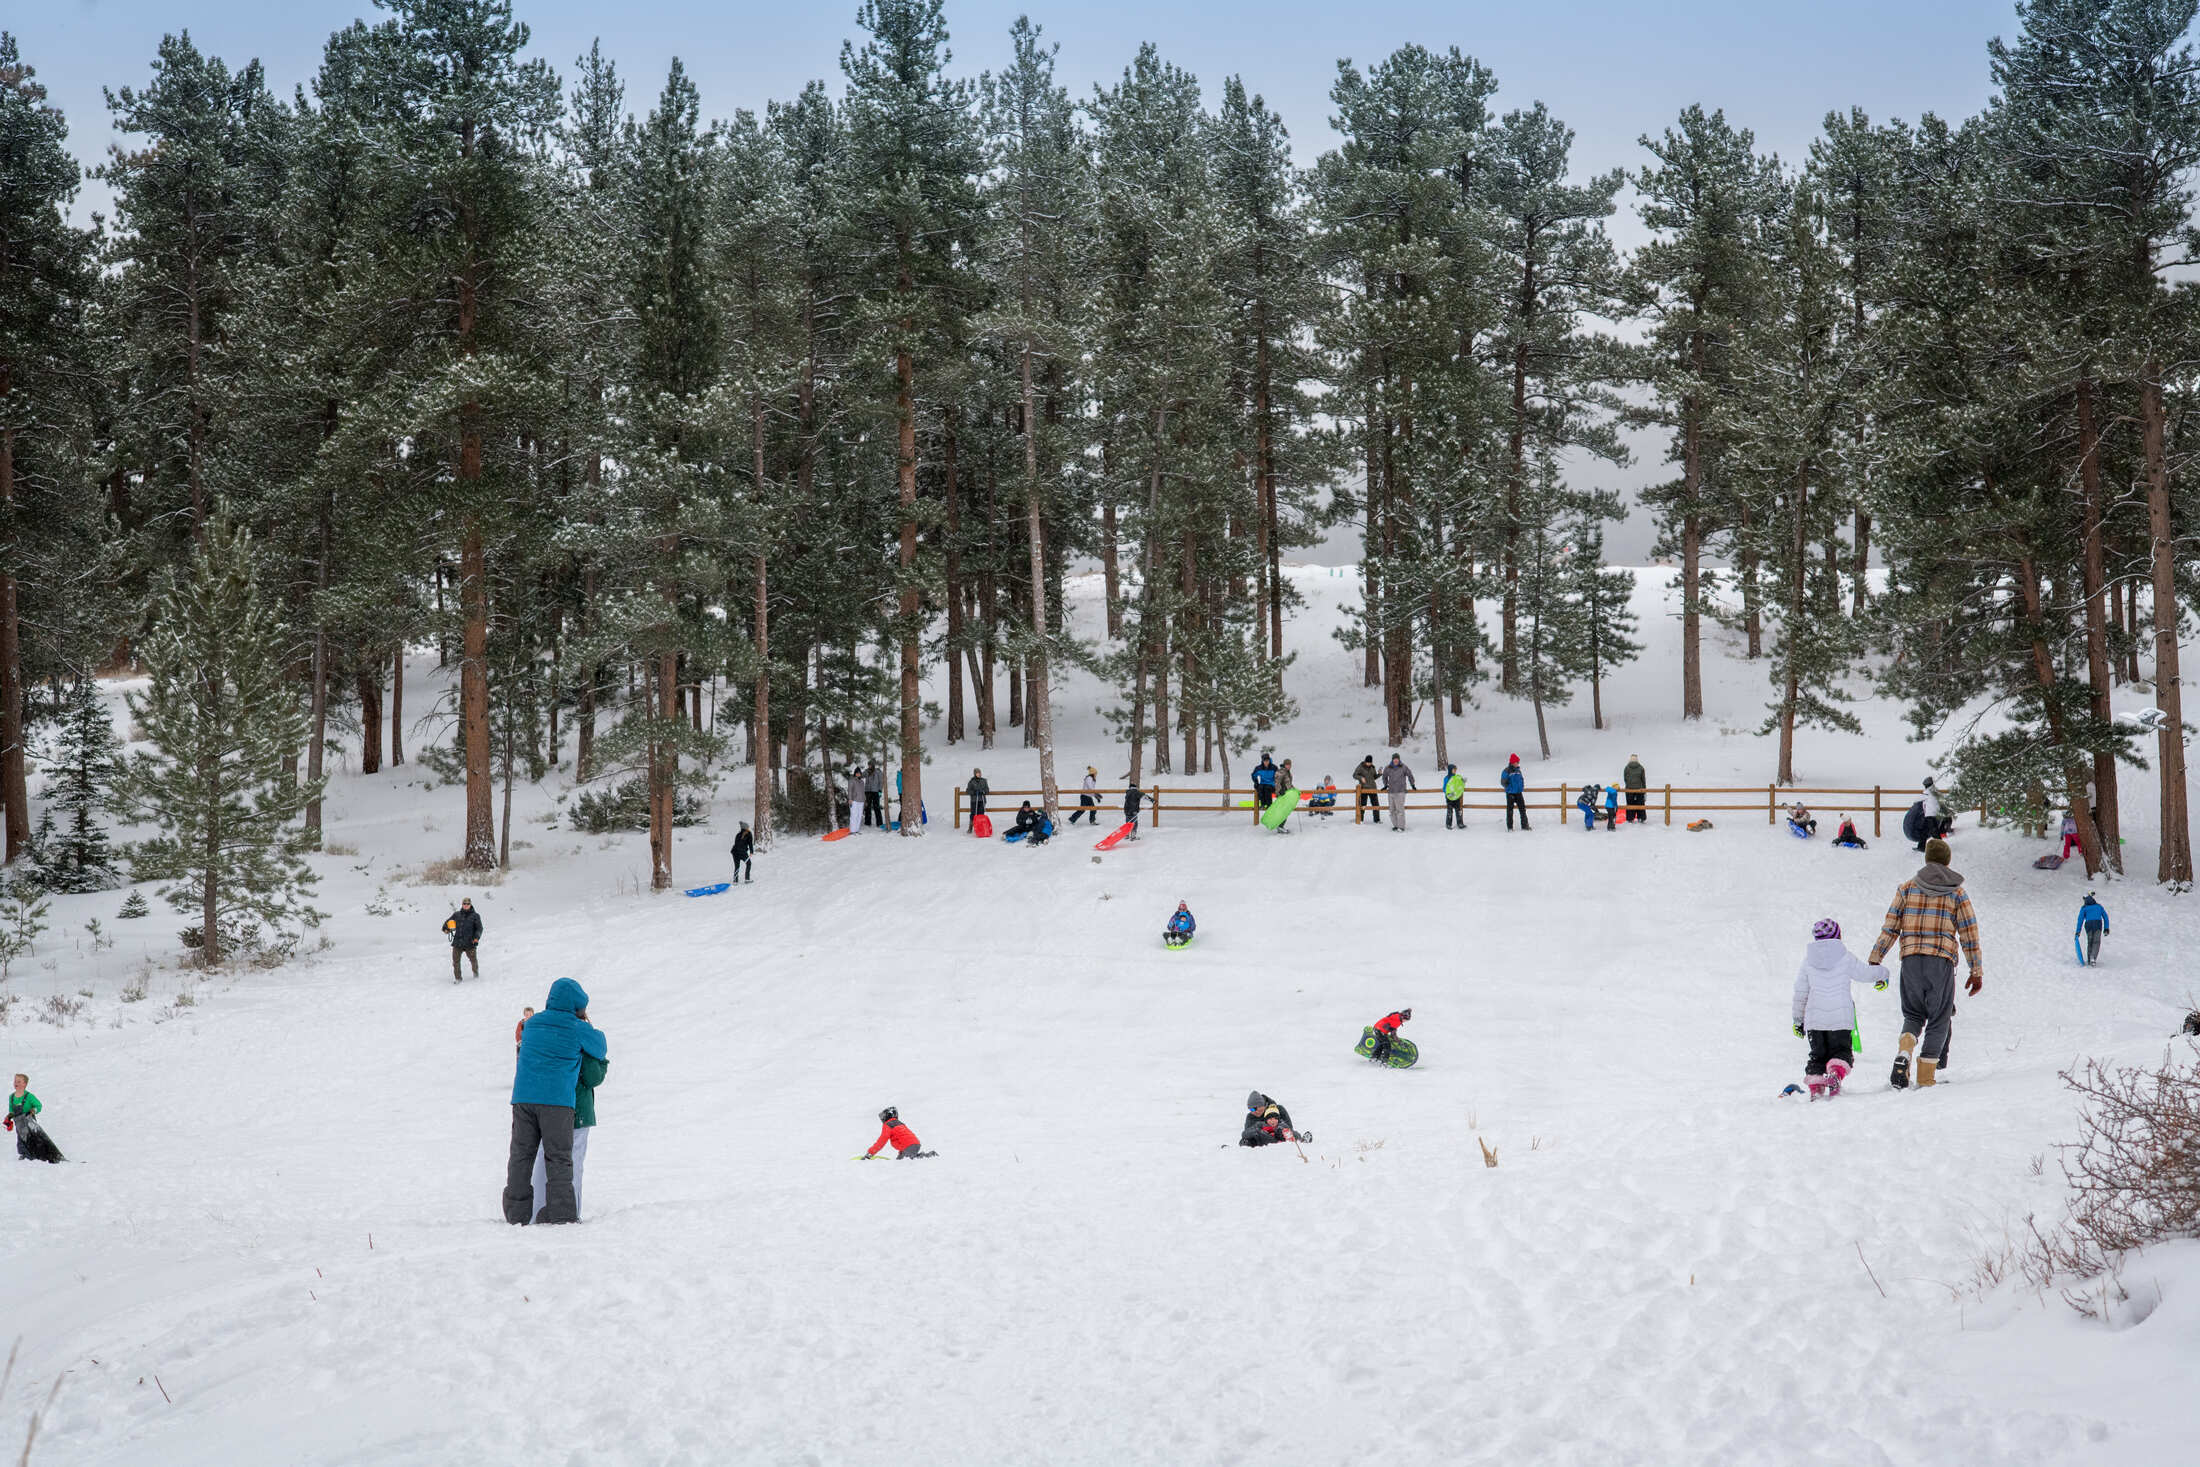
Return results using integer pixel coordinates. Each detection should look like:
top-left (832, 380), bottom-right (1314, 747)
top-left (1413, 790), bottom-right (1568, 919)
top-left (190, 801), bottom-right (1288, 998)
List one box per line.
top-left (16, 0), bottom-right (2022, 561)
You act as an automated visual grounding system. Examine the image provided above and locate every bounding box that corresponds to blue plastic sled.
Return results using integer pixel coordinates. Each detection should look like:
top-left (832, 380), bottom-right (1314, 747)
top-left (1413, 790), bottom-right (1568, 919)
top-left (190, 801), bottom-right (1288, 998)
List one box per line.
top-left (1004, 830), bottom-right (1025, 843)
top-left (685, 883), bottom-right (730, 898)
top-left (1787, 820), bottom-right (1813, 839)
top-left (2075, 931), bottom-right (2087, 966)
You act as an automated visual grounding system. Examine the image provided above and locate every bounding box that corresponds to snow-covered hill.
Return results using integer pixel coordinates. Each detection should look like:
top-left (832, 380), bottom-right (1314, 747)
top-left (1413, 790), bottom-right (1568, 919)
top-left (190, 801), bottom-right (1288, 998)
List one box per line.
top-left (2, 568), bottom-right (2196, 1465)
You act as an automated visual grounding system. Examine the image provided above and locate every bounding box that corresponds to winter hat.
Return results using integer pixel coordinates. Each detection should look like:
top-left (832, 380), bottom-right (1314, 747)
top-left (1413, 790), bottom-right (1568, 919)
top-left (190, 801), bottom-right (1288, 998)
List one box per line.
top-left (1924, 837), bottom-right (1953, 866)
top-left (1508, 753), bottom-right (1520, 765)
top-left (1812, 918), bottom-right (1841, 941)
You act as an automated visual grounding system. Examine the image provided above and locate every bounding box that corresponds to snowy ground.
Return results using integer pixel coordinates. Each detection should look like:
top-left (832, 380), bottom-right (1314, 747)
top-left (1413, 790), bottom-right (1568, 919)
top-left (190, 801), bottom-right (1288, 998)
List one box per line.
top-left (4, 568), bottom-right (2199, 1465)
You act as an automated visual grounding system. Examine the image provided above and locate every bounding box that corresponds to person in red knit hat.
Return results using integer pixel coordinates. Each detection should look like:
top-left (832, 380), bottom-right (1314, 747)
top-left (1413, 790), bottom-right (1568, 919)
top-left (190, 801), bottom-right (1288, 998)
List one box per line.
top-left (1501, 754), bottom-right (1529, 830)
top-left (861, 1106), bottom-right (936, 1159)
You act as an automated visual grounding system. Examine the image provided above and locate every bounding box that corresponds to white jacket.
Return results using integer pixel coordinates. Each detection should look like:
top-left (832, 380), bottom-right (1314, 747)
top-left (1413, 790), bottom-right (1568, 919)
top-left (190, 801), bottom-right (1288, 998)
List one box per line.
top-left (1792, 939), bottom-right (1888, 1032)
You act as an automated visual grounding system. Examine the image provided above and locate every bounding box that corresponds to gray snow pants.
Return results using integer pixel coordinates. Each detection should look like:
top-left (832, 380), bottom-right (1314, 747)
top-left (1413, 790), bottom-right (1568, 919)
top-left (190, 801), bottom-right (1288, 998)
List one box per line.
top-left (1898, 954), bottom-right (1956, 1064)
top-left (505, 1103), bottom-right (577, 1224)
top-left (1388, 789), bottom-right (1407, 829)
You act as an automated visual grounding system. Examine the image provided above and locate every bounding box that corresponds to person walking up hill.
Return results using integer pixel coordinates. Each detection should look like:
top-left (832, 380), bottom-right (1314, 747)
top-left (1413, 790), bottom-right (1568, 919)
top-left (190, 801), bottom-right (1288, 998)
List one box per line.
top-left (446, 899), bottom-right (484, 983)
top-left (1866, 838), bottom-right (1984, 1090)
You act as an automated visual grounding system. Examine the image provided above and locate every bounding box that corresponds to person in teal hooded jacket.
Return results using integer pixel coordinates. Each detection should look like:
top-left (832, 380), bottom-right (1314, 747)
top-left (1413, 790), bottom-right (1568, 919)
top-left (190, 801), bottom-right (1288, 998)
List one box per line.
top-left (504, 978), bottom-right (607, 1225)
top-left (2075, 893), bottom-right (2110, 965)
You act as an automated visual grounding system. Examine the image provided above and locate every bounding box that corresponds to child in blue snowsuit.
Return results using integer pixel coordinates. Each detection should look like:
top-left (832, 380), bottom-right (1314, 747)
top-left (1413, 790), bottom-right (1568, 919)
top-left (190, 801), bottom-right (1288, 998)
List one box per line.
top-left (1603, 784), bottom-right (1620, 830)
top-left (2076, 893), bottom-right (2109, 965)
top-left (1165, 902), bottom-right (1196, 949)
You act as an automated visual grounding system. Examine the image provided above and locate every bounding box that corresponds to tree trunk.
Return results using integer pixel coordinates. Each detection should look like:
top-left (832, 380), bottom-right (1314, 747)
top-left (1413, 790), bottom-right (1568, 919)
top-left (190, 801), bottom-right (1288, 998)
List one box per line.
top-left (2019, 547), bottom-right (2107, 879)
top-left (1777, 467), bottom-right (1806, 785)
top-left (391, 639), bottom-right (405, 766)
top-left (1363, 392), bottom-right (1382, 689)
top-left (460, 520), bottom-right (495, 868)
top-left (2075, 377), bottom-right (2122, 871)
top-left (894, 327), bottom-right (924, 837)
top-left (357, 654), bottom-right (384, 775)
top-left (1741, 500), bottom-right (1762, 660)
top-left (1101, 497), bottom-right (1122, 639)
top-left (2142, 369), bottom-right (2191, 886)
top-left (1504, 337), bottom-right (1529, 695)
top-left (500, 701), bottom-right (515, 871)
top-left (944, 411), bottom-right (965, 744)
top-left (1023, 342), bottom-right (1058, 821)
top-left (304, 465), bottom-right (335, 838)
top-left (649, 645), bottom-right (678, 890)
top-left (576, 564), bottom-right (597, 781)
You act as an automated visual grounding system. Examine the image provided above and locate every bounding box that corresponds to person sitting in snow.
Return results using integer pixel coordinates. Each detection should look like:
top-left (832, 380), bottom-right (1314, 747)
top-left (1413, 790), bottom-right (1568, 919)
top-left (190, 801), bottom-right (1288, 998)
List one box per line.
top-left (9, 1073), bottom-right (63, 1163)
top-left (863, 1106), bottom-right (933, 1159)
top-left (1832, 815), bottom-right (1867, 849)
top-left (1788, 802), bottom-right (1817, 837)
top-left (1010, 800), bottom-right (1042, 839)
top-left (1239, 1092), bottom-right (1306, 1147)
top-left (1164, 901), bottom-right (1196, 948)
top-left (1368, 1007), bottom-right (1412, 1064)
top-left (1309, 777), bottom-right (1339, 817)
top-left (2076, 892), bottom-right (2110, 965)
top-left (1791, 919), bottom-right (1889, 1100)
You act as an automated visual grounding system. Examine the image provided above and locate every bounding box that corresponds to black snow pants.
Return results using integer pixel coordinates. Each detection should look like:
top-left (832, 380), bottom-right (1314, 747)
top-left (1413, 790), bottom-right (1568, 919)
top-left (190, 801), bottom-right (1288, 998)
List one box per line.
top-left (1805, 1029), bottom-right (1855, 1076)
top-left (506, 1103), bottom-right (578, 1224)
top-left (1505, 792), bottom-right (1530, 830)
top-left (1898, 954), bottom-right (1957, 1064)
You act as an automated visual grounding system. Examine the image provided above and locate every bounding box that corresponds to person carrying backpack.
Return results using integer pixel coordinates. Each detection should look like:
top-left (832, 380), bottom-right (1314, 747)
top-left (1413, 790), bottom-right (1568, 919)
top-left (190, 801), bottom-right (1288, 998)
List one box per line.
top-left (1501, 756), bottom-right (1529, 831)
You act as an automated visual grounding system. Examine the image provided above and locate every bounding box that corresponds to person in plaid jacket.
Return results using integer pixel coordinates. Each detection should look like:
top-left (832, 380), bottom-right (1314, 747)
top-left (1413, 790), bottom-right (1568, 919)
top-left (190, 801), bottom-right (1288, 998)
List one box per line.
top-left (1866, 837), bottom-right (1985, 1090)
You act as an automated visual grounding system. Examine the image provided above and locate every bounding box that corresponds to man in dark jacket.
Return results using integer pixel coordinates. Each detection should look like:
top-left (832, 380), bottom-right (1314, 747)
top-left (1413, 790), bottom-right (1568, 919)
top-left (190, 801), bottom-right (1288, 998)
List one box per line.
top-left (505, 978), bottom-right (607, 1224)
top-left (1624, 756), bottom-right (1648, 823)
top-left (1123, 780), bottom-right (1144, 839)
top-left (1239, 1092), bottom-right (1304, 1147)
top-left (446, 899), bottom-right (483, 983)
top-left (966, 768), bottom-right (990, 822)
top-left (1352, 756), bottom-right (1380, 827)
top-left (1381, 754), bottom-right (1416, 831)
top-left (1251, 754), bottom-right (1279, 812)
top-left (731, 822), bottom-right (755, 883)
top-left (862, 764), bottom-right (884, 829)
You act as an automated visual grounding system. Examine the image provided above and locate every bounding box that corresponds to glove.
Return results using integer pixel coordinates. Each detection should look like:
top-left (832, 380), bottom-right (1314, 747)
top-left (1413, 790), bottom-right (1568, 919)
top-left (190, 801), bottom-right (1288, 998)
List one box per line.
top-left (1874, 981), bottom-right (1888, 992)
top-left (1792, 1023), bottom-right (1805, 1038)
top-left (3, 1117), bottom-right (11, 1132)
top-left (1965, 973), bottom-right (1983, 997)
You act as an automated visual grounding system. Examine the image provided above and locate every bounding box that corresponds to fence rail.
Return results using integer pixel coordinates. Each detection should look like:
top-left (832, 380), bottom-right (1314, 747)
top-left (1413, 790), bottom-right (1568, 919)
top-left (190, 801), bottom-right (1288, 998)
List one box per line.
top-left (954, 783), bottom-right (1944, 835)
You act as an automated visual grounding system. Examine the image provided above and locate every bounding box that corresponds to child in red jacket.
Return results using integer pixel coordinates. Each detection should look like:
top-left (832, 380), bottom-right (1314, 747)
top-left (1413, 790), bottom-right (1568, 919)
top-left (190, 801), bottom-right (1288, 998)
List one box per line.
top-left (862, 1106), bottom-right (935, 1159)
top-left (1369, 1007), bottom-right (1412, 1064)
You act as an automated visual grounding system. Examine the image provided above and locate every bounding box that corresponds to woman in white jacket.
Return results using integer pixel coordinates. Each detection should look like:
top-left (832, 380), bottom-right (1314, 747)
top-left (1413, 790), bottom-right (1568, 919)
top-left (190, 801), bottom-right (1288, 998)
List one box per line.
top-left (1792, 918), bottom-right (1889, 1099)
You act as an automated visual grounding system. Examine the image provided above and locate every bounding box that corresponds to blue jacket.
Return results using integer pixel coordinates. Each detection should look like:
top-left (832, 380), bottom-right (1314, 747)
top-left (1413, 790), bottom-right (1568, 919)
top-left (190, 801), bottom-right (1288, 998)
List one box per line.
top-left (1252, 763), bottom-right (1278, 789)
top-left (1604, 787), bottom-right (1619, 812)
top-left (513, 978), bottom-right (608, 1107)
top-left (1169, 910), bottom-right (1195, 934)
top-left (2076, 901), bottom-right (2109, 933)
top-left (1501, 766), bottom-right (1524, 794)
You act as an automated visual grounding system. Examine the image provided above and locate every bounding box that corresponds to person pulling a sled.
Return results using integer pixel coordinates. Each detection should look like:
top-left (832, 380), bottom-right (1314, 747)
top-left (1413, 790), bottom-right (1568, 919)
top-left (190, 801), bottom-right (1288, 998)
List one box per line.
top-left (1165, 902), bottom-right (1196, 948)
top-left (730, 822), bottom-right (755, 883)
top-left (2076, 892), bottom-right (2110, 965)
top-left (1240, 1092), bottom-right (1307, 1147)
top-left (1369, 1007), bottom-right (1412, 1064)
top-left (1791, 920), bottom-right (1888, 1100)
top-left (863, 1106), bottom-right (934, 1159)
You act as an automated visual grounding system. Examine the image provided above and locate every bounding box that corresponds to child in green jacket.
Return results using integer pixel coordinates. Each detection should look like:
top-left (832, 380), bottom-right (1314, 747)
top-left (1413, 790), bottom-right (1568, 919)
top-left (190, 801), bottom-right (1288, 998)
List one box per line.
top-left (9, 1074), bottom-right (63, 1163)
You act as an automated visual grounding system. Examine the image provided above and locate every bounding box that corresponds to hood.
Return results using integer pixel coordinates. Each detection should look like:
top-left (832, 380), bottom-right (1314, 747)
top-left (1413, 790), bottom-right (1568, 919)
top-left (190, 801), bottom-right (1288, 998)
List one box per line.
top-left (1915, 863), bottom-right (1965, 892)
top-left (546, 977), bottom-right (590, 1014)
top-left (1805, 937), bottom-right (1851, 969)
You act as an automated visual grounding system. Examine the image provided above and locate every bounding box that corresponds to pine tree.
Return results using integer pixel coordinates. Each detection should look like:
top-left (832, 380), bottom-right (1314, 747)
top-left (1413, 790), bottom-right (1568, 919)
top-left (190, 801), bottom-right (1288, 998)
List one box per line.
top-left (839, 0), bottom-right (981, 835)
top-left (2, 32), bottom-right (98, 868)
top-left (32, 674), bottom-right (121, 892)
top-left (122, 515), bottom-right (323, 965)
top-left (1568, 509), bottom-right (1642, 732)
top-left (1628, 106), bottom-right (1787, 719)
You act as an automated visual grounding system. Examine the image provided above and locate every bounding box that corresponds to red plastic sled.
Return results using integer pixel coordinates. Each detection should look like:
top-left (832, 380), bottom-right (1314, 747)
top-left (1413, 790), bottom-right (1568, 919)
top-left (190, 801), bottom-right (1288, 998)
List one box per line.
top-left (821, 828), bottom-right (854, 843)
top-left (1093, 822), bottom-right (1136, 851)
top-left (972, 813), bottom-right (994, 838)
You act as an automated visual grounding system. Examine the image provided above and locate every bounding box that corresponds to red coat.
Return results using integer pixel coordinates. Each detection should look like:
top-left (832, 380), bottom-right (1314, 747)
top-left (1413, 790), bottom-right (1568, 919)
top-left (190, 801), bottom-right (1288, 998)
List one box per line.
top-left (867, 1119), bottom-right (921, 1156)
top-left (1374, 1012), bottom-right (1407, 1035)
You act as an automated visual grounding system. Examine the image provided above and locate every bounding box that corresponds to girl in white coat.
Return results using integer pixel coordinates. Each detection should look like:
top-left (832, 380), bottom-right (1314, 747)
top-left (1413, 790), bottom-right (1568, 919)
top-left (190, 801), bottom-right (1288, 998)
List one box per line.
top-left (1792, 918), bottom-right (1890, 1098)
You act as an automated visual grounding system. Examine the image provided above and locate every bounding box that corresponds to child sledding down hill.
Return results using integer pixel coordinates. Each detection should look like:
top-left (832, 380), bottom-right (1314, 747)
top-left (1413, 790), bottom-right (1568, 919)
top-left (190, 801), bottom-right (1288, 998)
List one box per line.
top-left (1164, 902), bottom-right (1196, 948)
top-left (862, 1106), bottom-right (936, 1159)
top-left (1239, 1092), bottom-right (1308, 1147)
top-left (1832, 816), bottom-right (1867, 849)
top-left (1791, 920), bottom-right (1889, 1099)
top-left (1787, 803), bottom-right (1817, 837)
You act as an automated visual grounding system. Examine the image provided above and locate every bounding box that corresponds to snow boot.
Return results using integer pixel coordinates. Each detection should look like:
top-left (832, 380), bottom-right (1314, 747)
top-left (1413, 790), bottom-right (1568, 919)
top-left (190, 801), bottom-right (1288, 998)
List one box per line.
top-left (1825, 1059), bottom-right (1851, 1097)
top-left (1805, 1076), bottom-right (1828, 1101)
top-left (1890, 1032), bottom-right (1916, 1090)
top-left (1915, 1058), bottom-right (1938, 1088)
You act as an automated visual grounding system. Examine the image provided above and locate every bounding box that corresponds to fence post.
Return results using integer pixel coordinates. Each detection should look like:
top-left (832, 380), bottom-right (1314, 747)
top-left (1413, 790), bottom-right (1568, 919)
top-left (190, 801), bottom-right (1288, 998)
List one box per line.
top-left (1874, 786), bottom-right (1882, 838)
top-left (1665, 784), bottom-right (1672, 826)
top-left (953, 788), bottom-right (962, 831)
top-left (1768, 786), bottom-right (1776, 825)
top-left (1153, 788), bottom-right (1161, 828)
top-left (1560, 782), bottom-right (1568, 824)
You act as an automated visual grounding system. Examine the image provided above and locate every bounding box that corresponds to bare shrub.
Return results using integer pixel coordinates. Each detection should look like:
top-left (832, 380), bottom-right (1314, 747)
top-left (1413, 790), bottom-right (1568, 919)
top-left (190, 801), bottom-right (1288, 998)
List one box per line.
top-left (1995, 1045), bottom-right (2200, 1315)
top-left (407, 857), bottom-right (505, 889)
